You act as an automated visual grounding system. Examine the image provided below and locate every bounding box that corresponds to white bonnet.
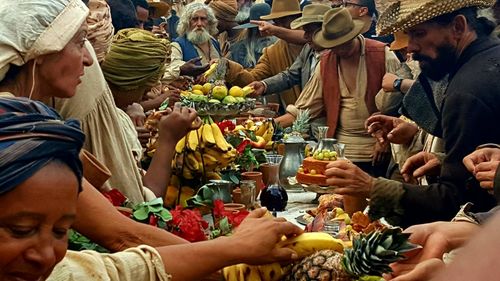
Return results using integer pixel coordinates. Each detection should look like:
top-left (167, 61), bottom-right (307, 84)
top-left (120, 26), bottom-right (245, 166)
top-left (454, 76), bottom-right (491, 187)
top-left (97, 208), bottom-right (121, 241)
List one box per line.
top-left (0, 0), bottom-right (89, 81)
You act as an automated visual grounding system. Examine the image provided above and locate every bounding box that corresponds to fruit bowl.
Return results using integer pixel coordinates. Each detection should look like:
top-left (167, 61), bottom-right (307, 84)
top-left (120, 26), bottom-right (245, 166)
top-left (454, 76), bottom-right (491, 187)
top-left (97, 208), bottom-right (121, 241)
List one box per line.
top-left (181, 96), bottom-right (256, 117)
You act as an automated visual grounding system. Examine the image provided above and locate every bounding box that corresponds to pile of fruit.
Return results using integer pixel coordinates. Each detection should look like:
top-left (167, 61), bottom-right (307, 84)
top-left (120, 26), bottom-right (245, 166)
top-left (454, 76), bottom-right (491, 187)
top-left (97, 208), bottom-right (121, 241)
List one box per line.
top-left (229, 118), bottom-right (275, 149)
top-left (312, 149), bottom-right (338, 161)
top-left (223, 227), bottom-right (418, 281)
top-left (173, 116), bottom-right (237, 181)
top-left (180, 81), bottom-right (256, 116)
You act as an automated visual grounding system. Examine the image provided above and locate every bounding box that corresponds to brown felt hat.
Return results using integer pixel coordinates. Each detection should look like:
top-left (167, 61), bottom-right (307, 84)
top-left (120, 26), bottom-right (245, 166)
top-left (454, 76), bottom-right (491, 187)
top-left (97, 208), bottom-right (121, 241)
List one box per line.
top-left (313, 7), bottom-right (365, 49)
top-left (290, 3), bottom-right (331, 30)
top-left (260, 0), bottom-right (301, 20)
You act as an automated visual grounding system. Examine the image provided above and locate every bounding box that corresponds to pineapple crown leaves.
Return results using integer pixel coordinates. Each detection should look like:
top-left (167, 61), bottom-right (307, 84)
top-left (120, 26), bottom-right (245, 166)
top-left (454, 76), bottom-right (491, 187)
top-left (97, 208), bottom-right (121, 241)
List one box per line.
top-left (291, 109), bottom-right (311, 134)
top-left (342, 228), bottom-right (420, 278)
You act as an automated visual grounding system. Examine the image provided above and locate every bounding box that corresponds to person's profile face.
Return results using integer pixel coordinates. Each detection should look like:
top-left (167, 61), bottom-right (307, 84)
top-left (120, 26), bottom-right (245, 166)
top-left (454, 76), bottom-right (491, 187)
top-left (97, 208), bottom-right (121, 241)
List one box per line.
top-left (37, 23), bottom-right (93, 99)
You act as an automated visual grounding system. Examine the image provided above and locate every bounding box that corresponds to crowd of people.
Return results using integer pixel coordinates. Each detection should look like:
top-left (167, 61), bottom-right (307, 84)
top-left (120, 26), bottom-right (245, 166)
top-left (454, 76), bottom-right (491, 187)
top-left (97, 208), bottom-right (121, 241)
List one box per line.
top-left (2, 0), bottom-right (500, 280)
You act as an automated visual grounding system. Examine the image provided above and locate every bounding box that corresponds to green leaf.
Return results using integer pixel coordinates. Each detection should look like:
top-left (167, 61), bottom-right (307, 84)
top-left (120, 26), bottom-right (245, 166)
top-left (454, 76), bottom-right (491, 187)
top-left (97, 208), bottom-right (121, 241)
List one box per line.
top-left (159, 209), bottom-right (173, 221)
top-left (248, 131), bottom-right (257, 141)
top-left (133, 207), bottom-right (149, 221)
top-left (218, 217), bottom-right (232, 234)
top-left (229, 174), bottom-right (240, 184)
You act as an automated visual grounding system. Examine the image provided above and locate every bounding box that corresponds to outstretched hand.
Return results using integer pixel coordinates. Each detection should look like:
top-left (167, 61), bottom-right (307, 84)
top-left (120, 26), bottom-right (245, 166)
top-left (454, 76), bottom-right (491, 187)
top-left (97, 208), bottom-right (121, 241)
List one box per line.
top-left (180, 57), bottom-right (210, 77)
top-left (158, 103), bottom-right (200, 144)
top-left (400, 152), bottom-right (441, 182)
top-left (463, 147), bottom-right (500, 191)
top-left (230, 208), bottom-right (303, 265)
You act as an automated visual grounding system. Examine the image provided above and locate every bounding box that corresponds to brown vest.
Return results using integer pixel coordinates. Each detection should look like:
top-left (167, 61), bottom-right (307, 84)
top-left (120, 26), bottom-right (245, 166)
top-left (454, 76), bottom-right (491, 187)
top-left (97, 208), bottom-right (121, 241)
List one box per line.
top-left (321, 38), bottom-right (387, 137)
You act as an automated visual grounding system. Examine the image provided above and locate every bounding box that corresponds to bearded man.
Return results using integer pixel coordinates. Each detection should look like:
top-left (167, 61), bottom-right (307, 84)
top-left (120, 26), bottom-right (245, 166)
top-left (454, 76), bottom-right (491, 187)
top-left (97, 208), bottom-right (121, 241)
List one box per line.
top-left (163, 2), bottom-right (219, 80)
top-left (324, 0), bottom-right (500, 227)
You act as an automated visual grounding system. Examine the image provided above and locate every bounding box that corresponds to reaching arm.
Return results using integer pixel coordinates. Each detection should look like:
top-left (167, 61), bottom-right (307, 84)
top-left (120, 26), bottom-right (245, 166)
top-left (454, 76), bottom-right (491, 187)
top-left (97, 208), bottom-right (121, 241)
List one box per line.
top-left (74, 179), bottom-right (188, 252)
top-left (157, 208), bottom-right (303, 281)
top-left (250, 20), bottom-right (307, 45)
top-left (143, 105), bottom-right (199, 197)
top-left (263, 45), bottom-right (309, 95)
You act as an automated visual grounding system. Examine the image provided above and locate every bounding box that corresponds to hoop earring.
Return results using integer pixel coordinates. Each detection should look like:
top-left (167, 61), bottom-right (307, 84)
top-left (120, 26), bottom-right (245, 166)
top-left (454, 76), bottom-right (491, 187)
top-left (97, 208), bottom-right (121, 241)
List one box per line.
top-left (28, 62), bottom-right (37, 100)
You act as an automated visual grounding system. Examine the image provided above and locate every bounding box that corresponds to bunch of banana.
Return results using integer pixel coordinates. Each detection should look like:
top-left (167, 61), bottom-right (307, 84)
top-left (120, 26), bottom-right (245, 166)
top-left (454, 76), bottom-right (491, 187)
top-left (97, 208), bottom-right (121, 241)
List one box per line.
top-left (174, 117), bottom-right (237, 180)
top-left (222, 232), bottom-right (345, 281)
top-left (203, 62), bottom-right (219, 78)
top-left (254, 119), bottom-right (275, 144)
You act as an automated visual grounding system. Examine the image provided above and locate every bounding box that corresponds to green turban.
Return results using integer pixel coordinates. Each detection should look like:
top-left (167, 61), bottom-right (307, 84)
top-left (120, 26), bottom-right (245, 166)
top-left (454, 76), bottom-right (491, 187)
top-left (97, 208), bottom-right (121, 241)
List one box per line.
top-left (101, 28), bottom-right (170, 91)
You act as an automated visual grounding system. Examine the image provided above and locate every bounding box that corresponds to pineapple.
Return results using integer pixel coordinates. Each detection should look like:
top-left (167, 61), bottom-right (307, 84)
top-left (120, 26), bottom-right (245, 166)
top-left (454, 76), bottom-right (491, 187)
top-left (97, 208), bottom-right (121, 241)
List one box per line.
top-left (285, 228), bottom-right (418, 281)
top-left (291, 109), bottom-right (311, 135)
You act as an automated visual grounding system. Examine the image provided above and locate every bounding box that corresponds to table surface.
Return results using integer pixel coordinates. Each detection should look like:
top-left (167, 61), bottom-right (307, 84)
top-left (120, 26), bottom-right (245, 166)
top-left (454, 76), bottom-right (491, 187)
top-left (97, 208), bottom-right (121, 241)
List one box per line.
top-left (273, 191), bottom-right (318, 227)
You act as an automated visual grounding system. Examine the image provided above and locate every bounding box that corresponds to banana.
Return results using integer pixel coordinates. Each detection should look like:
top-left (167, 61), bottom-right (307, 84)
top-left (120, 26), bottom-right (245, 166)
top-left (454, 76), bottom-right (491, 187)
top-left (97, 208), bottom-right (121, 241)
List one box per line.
top-left (206, 171), bottom-right (222, 180)
top-left (258, 262), bottom-right (285, 281)
top-left (203, 62), bottom-right (218, 78)
top-left (277, 232), bottom-right (344, 258)
top-left (261, 124), bottom-right (274, 143)
top-left (187, 131), bottom-right (199, 151)
top-left (211, 123), bottom-right (229, 151)
top-left (203, 153), bottom-right (218, 166)
top-left (202, 123), bottom-right (216, 145)
top-left (182, 166), bottom-right (194, 179)
top-left (186, 153), bottom-right (200, 171)
top-left (254, 121), bottom-right (268, 137)
top-left (175, 137), bottom-right (186, 154)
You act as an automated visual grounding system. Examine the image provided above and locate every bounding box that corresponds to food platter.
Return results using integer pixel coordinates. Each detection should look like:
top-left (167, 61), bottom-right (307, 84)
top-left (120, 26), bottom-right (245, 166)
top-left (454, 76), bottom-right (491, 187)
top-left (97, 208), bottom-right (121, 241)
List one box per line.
top-left (181, 97), bottom-right (256, 116)
top-left (295, 214), bottom-right (312, 226)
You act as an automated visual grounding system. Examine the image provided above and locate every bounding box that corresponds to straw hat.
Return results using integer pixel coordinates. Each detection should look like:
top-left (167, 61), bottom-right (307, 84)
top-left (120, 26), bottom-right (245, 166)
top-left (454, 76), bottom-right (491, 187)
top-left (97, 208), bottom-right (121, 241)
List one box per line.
top-left (313, 7), bottom-right (365, 49)
top-left (234, 3), bottom-right (272, 29)
top-left (147, 0), bottom-right (170, 17)
top-left (390, 31), bottom-right (409, 50)
top-left (290, 3), bottom-right (331, 30)
top-left (260, 0), bottom-right (301, 20)
top-left (377, 0), bottom-right (495, 36)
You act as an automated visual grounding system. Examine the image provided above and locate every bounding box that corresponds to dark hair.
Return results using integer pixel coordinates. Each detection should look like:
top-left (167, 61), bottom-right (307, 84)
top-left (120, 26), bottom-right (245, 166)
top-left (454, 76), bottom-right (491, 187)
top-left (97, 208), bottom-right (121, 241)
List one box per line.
top-left (82, 0), bottom-right (90, 5)
top-left (132, 0), bottom-right (150, 10)
top-left (108, 0), bottom-right (139, 33)
top-left (359, 0), bottom-right (378, 18)
top-left (429, 6), bottom-right (496, 37)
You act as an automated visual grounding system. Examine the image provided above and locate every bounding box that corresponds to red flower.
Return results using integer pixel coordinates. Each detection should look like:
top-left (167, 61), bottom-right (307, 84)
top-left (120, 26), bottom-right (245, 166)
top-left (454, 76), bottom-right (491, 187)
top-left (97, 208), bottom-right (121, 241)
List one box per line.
top-left (213, 199), bottom-right (225, 218)
top-left (148, 215), bottom-right (158, 226)
top-left (217, 120), bottom-right (235, 133)
top-left (236, 140), bottom-right (251, 154)
top-left (226, 210), bottom-right (249, 227)
top-left (212, 199), bottom-right (250, 228)
top-left (168, 206), bottom-right (208, 242)
top-left (102, 189), bottom-right (127, 206)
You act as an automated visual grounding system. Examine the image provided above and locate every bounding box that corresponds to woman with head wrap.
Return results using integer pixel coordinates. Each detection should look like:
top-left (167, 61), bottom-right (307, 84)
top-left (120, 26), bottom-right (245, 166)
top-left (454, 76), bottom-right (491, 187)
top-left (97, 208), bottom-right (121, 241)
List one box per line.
top-left (0, 0), bottom-right (93, 101)
top-left (0, 97), bottom-right (303, 281)
top-left (101, 28), bottom-right (170, 109)
top-left (86, 0), bottom-right (115, 64)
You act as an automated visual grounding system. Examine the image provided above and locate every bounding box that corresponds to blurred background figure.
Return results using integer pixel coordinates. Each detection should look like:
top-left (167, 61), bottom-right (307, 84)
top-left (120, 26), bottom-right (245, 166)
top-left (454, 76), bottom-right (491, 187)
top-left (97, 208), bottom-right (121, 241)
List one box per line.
top-left (229, 3), bottom-right (277, 68)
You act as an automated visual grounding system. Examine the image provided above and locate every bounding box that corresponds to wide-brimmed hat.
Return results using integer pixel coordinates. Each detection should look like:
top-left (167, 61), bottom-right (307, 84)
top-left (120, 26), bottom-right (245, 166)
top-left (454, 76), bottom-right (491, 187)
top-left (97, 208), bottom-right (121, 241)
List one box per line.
top-left (313, 7), bottom-right (365, 49)
top-left (390, 31), bottom-right (409, 51)
top-left (147, 0), bottom-right (170, 18)
top-left (260, 0), bottom-right (301, 20)
top-left (234, 3), bottom-right (272, 29)
top-left (377, 0), bottom-right (495, 36)
top-left (290, 3), bottom-right (331, 30)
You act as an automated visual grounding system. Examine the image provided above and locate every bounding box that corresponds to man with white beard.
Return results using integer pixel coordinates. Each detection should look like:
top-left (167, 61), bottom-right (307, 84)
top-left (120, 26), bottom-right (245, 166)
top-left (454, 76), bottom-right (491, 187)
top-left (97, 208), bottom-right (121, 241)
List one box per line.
top-left (163, 2), bottom-right (220, 80)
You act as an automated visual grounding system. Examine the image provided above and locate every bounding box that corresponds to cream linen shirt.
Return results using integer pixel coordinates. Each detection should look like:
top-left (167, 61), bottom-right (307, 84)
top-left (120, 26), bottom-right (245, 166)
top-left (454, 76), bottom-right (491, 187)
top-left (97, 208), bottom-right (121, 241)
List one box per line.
top-left (286, 52), bottom-right (324, 119)
top-left (48, 246), bottom-right (171, 281)
top-left (163, 41), bottom-right (221, 82)
top-left (335, 36), bottom-right (401, 162)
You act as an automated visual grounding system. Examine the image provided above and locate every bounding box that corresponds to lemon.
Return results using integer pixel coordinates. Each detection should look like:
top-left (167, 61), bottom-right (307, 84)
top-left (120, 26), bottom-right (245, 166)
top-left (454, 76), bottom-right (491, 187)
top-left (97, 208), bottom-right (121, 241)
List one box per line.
top-left (229, 86), bottom-right (244, 97)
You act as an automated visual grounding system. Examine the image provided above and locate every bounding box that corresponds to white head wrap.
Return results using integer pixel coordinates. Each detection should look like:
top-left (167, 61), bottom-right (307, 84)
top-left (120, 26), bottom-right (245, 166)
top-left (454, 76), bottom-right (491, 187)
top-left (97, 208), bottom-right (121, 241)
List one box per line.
top-left (0, 0), bottom-right (89, 81)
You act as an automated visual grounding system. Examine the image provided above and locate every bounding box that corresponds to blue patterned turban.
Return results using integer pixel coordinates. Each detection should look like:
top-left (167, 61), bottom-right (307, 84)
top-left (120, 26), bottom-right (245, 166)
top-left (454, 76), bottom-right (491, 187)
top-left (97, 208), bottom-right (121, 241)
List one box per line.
top-left (0, 97), bottom-right (85, 195)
